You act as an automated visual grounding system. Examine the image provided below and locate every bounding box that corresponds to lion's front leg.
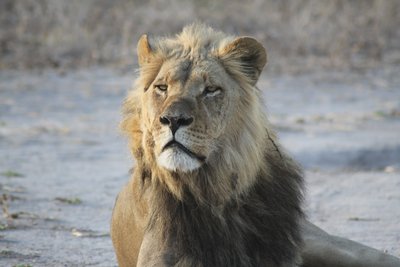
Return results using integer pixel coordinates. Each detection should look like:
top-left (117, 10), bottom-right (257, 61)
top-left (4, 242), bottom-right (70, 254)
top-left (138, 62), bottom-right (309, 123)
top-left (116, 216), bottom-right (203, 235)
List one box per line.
top-left (300, 219), bottom-right (400, 267)
top-left (137, 230), bottom-right (203, 267)
top-left (137, 230), bottom-right (168, 267)
top-left (137, 230), bottom-right (198, 267)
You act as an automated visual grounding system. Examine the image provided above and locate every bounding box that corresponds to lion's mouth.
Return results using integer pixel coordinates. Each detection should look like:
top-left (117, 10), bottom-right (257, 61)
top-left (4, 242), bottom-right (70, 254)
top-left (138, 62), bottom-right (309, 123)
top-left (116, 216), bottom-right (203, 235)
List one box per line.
top-left (162, 140), bottom-right (206, 162)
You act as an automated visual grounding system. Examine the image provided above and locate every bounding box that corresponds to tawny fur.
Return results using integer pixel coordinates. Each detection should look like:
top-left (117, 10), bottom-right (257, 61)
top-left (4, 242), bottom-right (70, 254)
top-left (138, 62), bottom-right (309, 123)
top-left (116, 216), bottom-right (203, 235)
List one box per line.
top-left (112, 23), bottom-right (304, 267)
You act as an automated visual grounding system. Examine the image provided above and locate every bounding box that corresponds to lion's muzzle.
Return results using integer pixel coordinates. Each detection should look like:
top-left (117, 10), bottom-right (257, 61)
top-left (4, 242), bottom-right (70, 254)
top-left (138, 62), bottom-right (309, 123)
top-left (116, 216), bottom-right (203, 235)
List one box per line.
top-left (162, 140), bottom-right (206, 162)
top-left (159, 97), bottom-right (195, 133)
top-left (159, 115), bottom-right (194, 135)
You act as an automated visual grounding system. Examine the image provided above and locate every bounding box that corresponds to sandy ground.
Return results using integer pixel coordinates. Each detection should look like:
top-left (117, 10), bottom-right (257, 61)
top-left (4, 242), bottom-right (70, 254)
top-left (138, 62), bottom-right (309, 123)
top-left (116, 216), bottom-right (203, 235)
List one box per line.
top-left (0, 66), bottom-right (399, 266)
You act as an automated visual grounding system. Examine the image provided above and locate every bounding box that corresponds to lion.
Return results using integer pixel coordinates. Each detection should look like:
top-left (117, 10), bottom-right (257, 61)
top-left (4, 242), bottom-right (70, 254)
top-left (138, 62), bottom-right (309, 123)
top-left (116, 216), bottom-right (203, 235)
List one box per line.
top-left (111, 24), bottom-right (400, 267)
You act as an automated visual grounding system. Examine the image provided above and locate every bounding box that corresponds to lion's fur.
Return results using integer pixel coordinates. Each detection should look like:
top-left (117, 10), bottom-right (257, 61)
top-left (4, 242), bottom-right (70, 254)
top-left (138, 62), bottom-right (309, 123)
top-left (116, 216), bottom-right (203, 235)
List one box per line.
top-left (112, 24), bottom-right (304, 267)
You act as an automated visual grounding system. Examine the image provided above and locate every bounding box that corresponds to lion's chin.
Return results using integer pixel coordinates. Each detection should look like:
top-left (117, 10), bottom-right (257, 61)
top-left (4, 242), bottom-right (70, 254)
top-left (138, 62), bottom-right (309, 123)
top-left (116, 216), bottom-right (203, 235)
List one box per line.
top-left (157, 148), bottom-right (202, 173)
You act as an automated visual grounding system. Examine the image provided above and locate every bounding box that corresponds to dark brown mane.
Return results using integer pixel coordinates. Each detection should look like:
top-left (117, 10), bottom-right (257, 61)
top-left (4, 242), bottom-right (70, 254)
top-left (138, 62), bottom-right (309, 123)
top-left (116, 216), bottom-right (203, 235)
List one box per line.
top-left (144, 150), bottom-right (304, 267)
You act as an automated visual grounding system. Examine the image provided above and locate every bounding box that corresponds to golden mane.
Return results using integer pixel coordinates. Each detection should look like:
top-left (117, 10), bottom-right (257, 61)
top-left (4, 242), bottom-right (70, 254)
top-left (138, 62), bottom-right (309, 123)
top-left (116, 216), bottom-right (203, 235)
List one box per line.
top-left (121, 24), bottom-right (287, 204)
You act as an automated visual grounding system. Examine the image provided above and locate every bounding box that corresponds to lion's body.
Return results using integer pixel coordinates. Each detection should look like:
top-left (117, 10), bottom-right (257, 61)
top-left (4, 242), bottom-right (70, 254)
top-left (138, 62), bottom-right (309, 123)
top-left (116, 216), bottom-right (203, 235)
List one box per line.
top-left (111, 24), bottom-right (303, 267)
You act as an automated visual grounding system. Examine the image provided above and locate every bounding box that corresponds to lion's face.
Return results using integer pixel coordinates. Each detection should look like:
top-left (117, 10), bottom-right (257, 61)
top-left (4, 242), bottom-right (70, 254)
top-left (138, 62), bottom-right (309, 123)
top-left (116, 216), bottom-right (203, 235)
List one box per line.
top-left (142, 58), bottom-right (241, 172)
top-left (127, 25), bottom-right (267, 177)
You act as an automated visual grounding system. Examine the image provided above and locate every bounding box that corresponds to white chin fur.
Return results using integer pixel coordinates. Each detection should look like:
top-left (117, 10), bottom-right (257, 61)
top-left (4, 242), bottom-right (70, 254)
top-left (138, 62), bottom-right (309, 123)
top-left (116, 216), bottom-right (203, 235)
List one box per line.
top-left (157, 148), bottom-right (201, 172)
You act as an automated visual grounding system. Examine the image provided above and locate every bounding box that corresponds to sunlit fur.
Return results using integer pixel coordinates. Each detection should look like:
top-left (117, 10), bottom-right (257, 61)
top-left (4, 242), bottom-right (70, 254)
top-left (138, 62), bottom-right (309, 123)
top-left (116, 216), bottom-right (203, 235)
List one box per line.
top-left (119, 23), bottom-right (303, 266)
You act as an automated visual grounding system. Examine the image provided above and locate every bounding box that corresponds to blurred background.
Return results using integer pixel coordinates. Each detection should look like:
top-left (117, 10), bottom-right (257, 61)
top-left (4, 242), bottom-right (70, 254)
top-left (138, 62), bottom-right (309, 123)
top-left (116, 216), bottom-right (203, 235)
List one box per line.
top-left (1, 0), bottom-right (399, 72)
top-left (1, 0), bottom-right (399, 266)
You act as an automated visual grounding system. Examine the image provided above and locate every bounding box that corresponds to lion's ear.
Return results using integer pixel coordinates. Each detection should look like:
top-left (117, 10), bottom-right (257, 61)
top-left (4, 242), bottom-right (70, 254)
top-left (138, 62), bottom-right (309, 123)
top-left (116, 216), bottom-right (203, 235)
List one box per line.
top-left (137, 34), bottom-right (154, 66)
top-left (219, 37), bottom-right (267, 85)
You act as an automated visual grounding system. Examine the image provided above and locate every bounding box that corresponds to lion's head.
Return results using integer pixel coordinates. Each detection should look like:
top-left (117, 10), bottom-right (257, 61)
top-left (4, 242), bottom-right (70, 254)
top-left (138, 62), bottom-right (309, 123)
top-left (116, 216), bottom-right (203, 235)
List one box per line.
top-left (122, 24), bottom-right (278, 201)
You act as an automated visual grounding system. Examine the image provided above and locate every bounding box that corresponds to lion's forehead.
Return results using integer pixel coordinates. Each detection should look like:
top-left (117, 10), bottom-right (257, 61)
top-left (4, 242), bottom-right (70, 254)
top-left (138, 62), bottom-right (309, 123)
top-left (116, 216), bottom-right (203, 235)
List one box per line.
top-left (158, 57), bottom-right (223, 87)
top-left (163, 59), bottom-right (193, 84)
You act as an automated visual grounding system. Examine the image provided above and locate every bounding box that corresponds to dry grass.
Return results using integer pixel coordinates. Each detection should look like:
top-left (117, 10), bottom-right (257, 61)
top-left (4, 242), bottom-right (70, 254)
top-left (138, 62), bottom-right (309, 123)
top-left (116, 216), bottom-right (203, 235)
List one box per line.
top-left (1, 0), bottom-right (399, 71)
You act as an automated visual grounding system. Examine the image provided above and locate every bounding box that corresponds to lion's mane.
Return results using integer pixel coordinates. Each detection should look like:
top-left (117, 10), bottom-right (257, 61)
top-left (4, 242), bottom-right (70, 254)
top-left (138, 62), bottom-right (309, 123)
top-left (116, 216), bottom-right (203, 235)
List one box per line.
top-left (119, 24), bottom-right (304, 266)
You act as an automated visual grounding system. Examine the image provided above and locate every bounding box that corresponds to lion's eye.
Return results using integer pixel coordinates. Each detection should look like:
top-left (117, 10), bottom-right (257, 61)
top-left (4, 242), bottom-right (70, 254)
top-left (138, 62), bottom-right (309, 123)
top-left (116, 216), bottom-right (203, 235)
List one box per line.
top-left (204, 86), bottom-right (222, 97)
top-left (154, 84), bottom-right (168, 92)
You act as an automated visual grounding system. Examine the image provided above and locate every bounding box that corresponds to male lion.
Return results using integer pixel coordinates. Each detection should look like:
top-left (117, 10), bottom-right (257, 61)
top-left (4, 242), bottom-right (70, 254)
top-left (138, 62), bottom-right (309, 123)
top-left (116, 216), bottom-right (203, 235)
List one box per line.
top-left (111, 24), bottom-right (400, 267)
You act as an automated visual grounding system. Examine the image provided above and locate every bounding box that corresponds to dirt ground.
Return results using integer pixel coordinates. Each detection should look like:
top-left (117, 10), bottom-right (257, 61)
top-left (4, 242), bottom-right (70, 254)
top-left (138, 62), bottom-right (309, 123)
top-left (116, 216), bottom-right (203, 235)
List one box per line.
top-left (0, 66), bottom-right (399, 266)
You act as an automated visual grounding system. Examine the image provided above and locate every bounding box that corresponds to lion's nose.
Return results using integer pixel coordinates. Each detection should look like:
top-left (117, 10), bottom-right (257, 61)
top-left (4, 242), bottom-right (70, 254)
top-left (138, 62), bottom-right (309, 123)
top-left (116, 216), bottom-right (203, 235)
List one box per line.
top-left (159, 115), bottom-right (193, 135)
